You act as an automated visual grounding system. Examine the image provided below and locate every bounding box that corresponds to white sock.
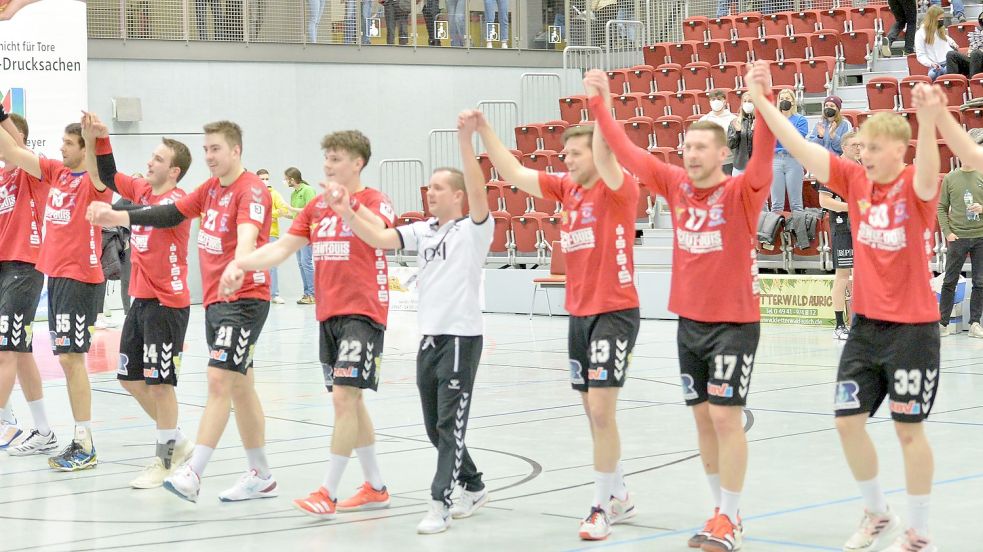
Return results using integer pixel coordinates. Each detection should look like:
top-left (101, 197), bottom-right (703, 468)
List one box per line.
top-left (28, 399), bottom-right (50, 434)
top-left (720, 487), bottom-right (741, 521)
top-left (355, 445), bottom-right (385, 490)
top-left (175, 427), bottom-right (187, 444)
top-left (74, 424), bottom-right (93, 452)
top-left (79, 420), bottom-right (92, 431)
top-left (908, 494), bottom-right (931, 534)
top-left (612, 462), bottom-right (628, 500)
top-left (1, 402), bottom-right (15, 424)
top-left (592, 471), bottom-right (617, 511)
top-left (189, 444), bottom-right (214, 476)
top-left (857, 478), bottom-right (889, 514)
top-left (707, 473), bottom-right (722, 508)
top-left (157, 428), bottom-right (178, 444)
top-left (323, 454), bottom-right (350, 498)
top-left (245, 447), bottom-right (272, 479)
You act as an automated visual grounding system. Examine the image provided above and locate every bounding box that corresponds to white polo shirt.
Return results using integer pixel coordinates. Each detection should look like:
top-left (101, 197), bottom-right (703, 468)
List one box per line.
top-left (396, 214), bottom-right (494, 336)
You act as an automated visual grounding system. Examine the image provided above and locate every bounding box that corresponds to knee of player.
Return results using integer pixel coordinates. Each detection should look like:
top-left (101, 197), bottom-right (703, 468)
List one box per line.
top-left (893, 421), bottom-right (925, 446)
top-left (587, 403), bottom-right (616, 429)
top-left (148, 383), bottom-right (173, 400)
top-left (119, 379), bottom-right (143, 394)
top-left (331, 385), bottom-right (360, 413)
top-left (708, 405), bottom-right (743, 434)
top-left (834, 413), bottom-right (866, 436)
top-left (205, 370), bottom-right (236, 397)
top-left (57, 353), bottom-right (84, 372)
top-left (0, 350), bottom-right (15, 368)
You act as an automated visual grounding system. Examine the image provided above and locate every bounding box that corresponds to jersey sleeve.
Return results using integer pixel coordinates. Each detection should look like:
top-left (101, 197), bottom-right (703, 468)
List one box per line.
top-left (236, 184), bottom-right (272, 229)
top-left (287, 200), bottom-right (315, 240)
top-left (467, 212), bottom-right (495, 251)
top-left (37, 157), bottom-right (64, 184)
top-left (174, 183), bottom-right (205, 218)
top-left (396, 220), bottom-right (427, 250)
top-left (824, 152), bottom-right (860, 200)
top-left (364, 191), bottom-right (396, 229)
top-left (538, 171), bottom-right (567, 202)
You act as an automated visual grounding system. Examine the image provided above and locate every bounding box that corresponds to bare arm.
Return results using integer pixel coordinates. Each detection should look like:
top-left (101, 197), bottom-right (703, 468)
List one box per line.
top-left (583, 71), bottom-right (625, 191)
top-left (458, 111), bottom-right (491, 222)
top-left (79, 113), bottom-right (107, 192)
top-left (0, 109), bottom-right (41, 178)
top-left (220, 233), bottom-right (309, 298)
top-left (474, 112), bottom-right (542, 197)
top-left (818, 192), bottom-right (848, 212)
top-left (912, 93), bottom-right (942, 202)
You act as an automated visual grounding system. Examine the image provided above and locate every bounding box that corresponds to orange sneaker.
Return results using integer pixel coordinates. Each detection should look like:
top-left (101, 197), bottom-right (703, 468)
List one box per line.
top-left (336, 482), bottom-right (391, 512)
top-left (701, 513), bottom-right (743, 552)
top-left (688, 508), bottom-right (719, 548)
top-left (293, 487), bottom-right (337, 519)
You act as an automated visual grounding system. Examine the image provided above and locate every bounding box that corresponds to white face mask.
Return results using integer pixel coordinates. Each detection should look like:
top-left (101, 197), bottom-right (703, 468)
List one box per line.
top-left (742, 102), bottom-right (754, 114)
top-left (710, 99), bottom-right (726, 112)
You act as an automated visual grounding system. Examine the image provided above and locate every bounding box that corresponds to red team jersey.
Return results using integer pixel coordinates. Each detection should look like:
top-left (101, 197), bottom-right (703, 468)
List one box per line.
top-left (175, 172), bottom-right (272, 307)
top-left (37, 159), bottom-right (113, 283)
top-left (287, 187), bottom-right (396, 326)
top-left (538, 170), bottom-right (640, 317)
top-left (0, 165), bottom-right (48, 264)
top-left (824, 156), bottom-right (940, 323)
top-left (590, 95), bottom-right (777, 323)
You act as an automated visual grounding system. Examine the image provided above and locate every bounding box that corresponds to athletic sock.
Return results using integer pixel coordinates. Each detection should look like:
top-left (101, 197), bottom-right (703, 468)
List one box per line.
top-left (175, 427), bottom-right (187, 444)
top-left (0, 402), bottom-right (15, 424)
top-left (323, 454), bottom-right (350, 499)
top-left (354, 445), bottom-right (385, 490)
top-left (707, 473), bottom-right (722, 508)
top-left (720, 487), bottom-right (741, 521)
top-left (907, 494), bottom-right (931, 534)
top-left (189, 444), bottom-right (214, 476)
top-left (611, 462), bottom-right (628, 501)
top-left (157, 428), bottom-right (177, 444)
top-left (857, 477), bottom-right (889, 514)
top-left (28, 399), bottom-right (50, 434)
top-left (74, 424), bottom-right (93, 452)
top-left (245, 447), bottom-right (272, 479)
top-left (835, 310), bottom-right (845, 327)
top-left (592, 471), bottom-right (617, 511)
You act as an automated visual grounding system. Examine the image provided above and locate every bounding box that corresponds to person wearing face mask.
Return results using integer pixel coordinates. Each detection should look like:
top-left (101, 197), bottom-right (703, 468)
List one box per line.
top-left (770, 89), bottom-right (808, 212)
top-left (700, 89), bottom-right (738, 174)
top-left (728, 91), bottom-right (756, 176)
top-left (915, 5), bottom-right (958, 81)
top-left (945, 12), bottom-right (983, 77)
top-left (808, 96), bottom-right (853, 156)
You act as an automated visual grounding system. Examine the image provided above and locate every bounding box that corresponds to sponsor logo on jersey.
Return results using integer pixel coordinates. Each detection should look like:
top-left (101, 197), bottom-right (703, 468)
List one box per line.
top-left (333, 366), bottom-right (359, 379)
top-left (889, 399), bottom-right (922, 416)
top-left (560, 227), bottom-right (595, 253)
top-left (680, 374), bottom-right (699, 400)
top-left (676, 228), bottom-right (724, 254)
top-left (708, 382), bottom-right (734, 398)
top-left (209, 349), bottom-right (228, 362)
top-left (197, 231), bottom-right (224, 255)
top-left (857, 222), bottom-right (906, 251)
top-left (587, 368), bottom-right (608, 381)
top-left (131, 233), bottom-right (150, 252)
top-left (249, 202), bottom-right (266, 223)
top-left (313, 240), bottom-right (350, 261)
top-left (834, 380), bottom-right (861, 410)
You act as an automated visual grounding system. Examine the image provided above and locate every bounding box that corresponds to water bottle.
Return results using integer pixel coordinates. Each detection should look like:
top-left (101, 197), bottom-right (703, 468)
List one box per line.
top-left (965, 190), bottom-right (979, 221)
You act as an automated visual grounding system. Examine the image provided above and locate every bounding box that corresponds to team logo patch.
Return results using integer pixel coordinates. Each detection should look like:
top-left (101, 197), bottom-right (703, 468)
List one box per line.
top-left (708, 382), bottom-right (734, 398)
top-left (117, 353), bottom-right (129, 376)
top-left (250, 202), bottom-right (266, 223)
top-left (209, 349), bottom-right (228, 362)
top-left (569, 360), bottom-right (585, 385)
top-left (680, 374), bottom-right (699, 401)
top-left (333, 366), bottom-right (359, 379)
top-left (321, 363), bottom-right (335, 388)
top-left (144, 368), bottom-right (160, 379)
top-left (889, 399), bottom-right (922, 416)
top-left (587, 368), bottom-right (608, 381)
top-left (834, 380), bottom-right (861, 410)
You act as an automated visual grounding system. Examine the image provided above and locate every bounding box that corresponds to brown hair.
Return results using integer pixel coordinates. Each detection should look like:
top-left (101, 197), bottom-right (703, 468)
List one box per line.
top-left (284, 167), bottom-right (302, 182)
top-left (708, 88), bottom-right (727, 100)
top-left (687, 120), bottom-right (727, 147)
top-left (161, 138), bottom-right (192, 182)
top-left (433, 167), bottom-right (465, 193)
top-left (255, 168), bottom-right (269, 176)
top-left (562, 124), bottom-right (594, 144)
top-left (8, 113), bottom-right (27, 140)
top-left (321, 130), bottom-right (372, 169)
top-left (203, 120), bottom-right (243, 151)
top-left (65, 122), bottom-right (84, 148)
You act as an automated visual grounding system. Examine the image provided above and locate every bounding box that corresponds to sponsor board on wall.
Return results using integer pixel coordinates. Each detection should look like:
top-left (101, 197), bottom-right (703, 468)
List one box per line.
top-left (759, 275), bottom-right (837, 327)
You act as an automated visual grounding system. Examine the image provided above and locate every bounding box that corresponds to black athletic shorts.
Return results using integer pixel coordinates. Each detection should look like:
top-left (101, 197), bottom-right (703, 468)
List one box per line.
top-left (319, 315), bottom-right (385, 392)
top-left (205, 299), bottom-right (269, 374)
top-left (831, 228), bottom-right (854, 269)
top-left (0, 261), bottom-right (44, 353)
top-left (834, 315), bottom-right (940, 423)
top-left (677, 318), bottom-right (760, 407)
top-left (568, 308), bottom-right (640, 392)
top-left (47, 276), bottom-right (101, 355)
top-left (117, 299), bottom-right (190, 386)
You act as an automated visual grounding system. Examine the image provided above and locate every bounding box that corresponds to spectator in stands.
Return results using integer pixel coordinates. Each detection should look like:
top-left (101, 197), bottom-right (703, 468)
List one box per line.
top-left (308, 0), bottom-right (326, 42)
top-left (715, 0), bottom-right (736, 16)
top-left (383, 0), bottom-right (410, 45)
top-left (819, 129), bottom-right (860, 340)
top-left (885, 0), bottom-right (917, 56)
top-left (945, 12), bottom-right (983, 77)
top-left (344, 0), bottom-right (373, 44)
top-left (728, 91), bottom-right (755, 176)
top-left (257, 169), bottom-right (290, 304)
top-left (915, 5), bottom-right (959, 81)
top-left (195, 0), bottom-right (223, 40)
top-left (937, 128), bottom-right (983, 337)
top-left (447, 0), bottom-right (466, 47)
top-left (422, 0), bottom-right (440, 45)
top-left (929, 0), bottom-right (966, 24)
top-left (701, 89), bottom-right (738, 174)
top-left (770, 89), bottom-right (808, 212)
top-left (808, 96), bottom-right (852, 156)
top-left (284, 167), bottom-right (317, 304)
top-left (484, 0), bottom-right (510, 48)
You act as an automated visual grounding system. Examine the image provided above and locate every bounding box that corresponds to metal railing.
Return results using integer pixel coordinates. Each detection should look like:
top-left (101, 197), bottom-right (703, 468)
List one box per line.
top-left (428, 129), bottom-right (461, 176)
top-left (477, 100), bottom-right (519, 149)
top-left (520, 73), bottom-right (563, 122)
top-left (379, 159), bottom-right (426, 215)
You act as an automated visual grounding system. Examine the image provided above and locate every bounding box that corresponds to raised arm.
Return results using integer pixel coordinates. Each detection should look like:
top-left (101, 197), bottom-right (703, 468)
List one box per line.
top-left (918, 84), bottom-right (983, 172)
top-left (474, 112), bottom-right (542, 197)
top-left (0, 106), bottom-right (41, 178)
top-left (583, 71), bottom-right (626, 191)
top-left (912, 85), bottom-right (942, 202)
top-left (81, 114), bottom-right (120, 194)
top-left (748, 61), bottom-right (831, 182)
top-left (326, 183), bottom-right (402, 250)
top-left (458, 111), bottom-right (491, 222)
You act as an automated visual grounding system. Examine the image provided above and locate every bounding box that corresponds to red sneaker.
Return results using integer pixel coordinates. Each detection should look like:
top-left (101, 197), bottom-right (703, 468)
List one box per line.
top-left (293, 487), bottom-right (337, 519)
top-left (336, 482), bottom-right (391, 512)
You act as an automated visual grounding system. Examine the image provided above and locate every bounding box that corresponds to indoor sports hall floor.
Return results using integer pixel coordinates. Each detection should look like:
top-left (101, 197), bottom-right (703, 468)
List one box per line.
top-left (2, 305), bottom-right (980, 551)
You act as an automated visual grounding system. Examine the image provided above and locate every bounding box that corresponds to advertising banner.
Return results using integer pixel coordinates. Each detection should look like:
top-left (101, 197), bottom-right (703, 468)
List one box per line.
top-left (759, 275), bottom-right (837, 327)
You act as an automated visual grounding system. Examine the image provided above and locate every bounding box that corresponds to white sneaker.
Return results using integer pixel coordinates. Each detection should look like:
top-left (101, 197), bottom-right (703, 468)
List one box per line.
top-left (7, 429), bottom-right (57, 456)
top-left (607, 492), bottom-right (636, 524)
top-left (486, 42), bottom-right (493, 48)
top-left (969, 322), bottom-right (983, 338)
top-left (218, 469), bottom-right (278, 502)
top-left (843, 508), bottom-right (903, 552)
top-left (939, 323), bottom-right (953, 337)
top-left (450, 488), bottom-right (488, 519)
top-left (417, 500), bottom-right (452, 534)
top-left (163, 464), bottom-right (201, 503)
top-left (579, 506), bottom-right (612, 540)
top-left (883, 528), bottom-right (937, 552)
top-left (834, 326), bottom-right (850, 340)
top-left (0, 419), bottom-right (23, 450)
top-left (130, 457), bottom-right (170, 489)
top-left (173, 439), bottom-right (194, 466)
top-left (271, 296), bottom-right (285, 304)
top-left (501, 41), bottom-right (509, 48)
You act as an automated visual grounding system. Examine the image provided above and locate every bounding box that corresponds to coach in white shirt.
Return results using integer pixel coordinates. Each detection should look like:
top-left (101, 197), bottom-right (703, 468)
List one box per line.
top-left (325, 111), bottom-right (494, 536)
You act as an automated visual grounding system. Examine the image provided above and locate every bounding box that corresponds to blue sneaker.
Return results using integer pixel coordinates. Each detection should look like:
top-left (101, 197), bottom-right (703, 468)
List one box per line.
top-left (48, 441), bottom-right (97, 471)
top-left (0, 418), bottom-right (23, 450)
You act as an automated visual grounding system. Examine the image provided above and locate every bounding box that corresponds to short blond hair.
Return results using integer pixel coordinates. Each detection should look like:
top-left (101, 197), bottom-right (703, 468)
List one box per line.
top-left (859, 112), bottom-right (911, 144)
top-left (203, 120), bottom-right (243, 150)
top-left (688, 120), bottom-right (727, 147)
top-left (562, 124), bottom-right (594, 144)
top-left (433, 167), bottom-right (465, 193)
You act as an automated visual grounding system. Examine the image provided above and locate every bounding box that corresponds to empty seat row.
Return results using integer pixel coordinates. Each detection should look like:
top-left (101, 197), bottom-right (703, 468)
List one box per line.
top-left (682, 7), bottom-right (893, 42)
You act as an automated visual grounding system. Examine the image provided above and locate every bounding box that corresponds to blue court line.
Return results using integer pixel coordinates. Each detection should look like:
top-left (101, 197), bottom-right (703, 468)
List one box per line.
top-left (560, 471), bottom-right (983, 552)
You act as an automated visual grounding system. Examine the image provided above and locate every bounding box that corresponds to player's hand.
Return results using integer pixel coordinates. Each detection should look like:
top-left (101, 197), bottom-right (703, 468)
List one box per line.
top-left (471, 110), bottom-right (490, 131)
top-left (911, 83), bottom-right (945, 119)
top-left (86, 201), bottom-right (124, 226)
top-left (584, 70), bottom-right (614, 109)
top-left (947, 232), bottom-right (958, 242)
top-left (324, 181), bottom-right (351, 215)
top-left (969, 202), bottom-right (983, 215)
top-left (457, 110), bottom-right (480, 137)
top-left (745, 60), bottom-right (772, 103)
top-left (219, 261), bottom-right (245, 299)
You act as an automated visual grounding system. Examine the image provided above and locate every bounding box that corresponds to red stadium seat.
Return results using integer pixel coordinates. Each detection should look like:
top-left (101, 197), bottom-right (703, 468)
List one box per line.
top-left (521, 151), bottom-right (553, 172)
top-left (559, 95), bottom-right (587, 125)
top-left (876, 5), bottom-right (896, 34)
top-left (396, 211), bottom-right (425, 227)
top-left (710, 61), bottom-right (746, 89)
top-left (865, 76), bottom-right (900, 111)
top-left (654, 115), bottom-right (684, 148)
top-left (947, 23), bottom-right (976, 49)
top-left (532, 195), bottom-right (560, 214)
top-left (788, 10), bottom-right (820, 34)
top-left (613, 93), bottom-right (642, 120)
top-left (799, 56), bottom-right (835, 94)
top-left (762, 13), bottom-right (792, 37)
top-left (514, 124), bottom-right (543, 154)
top-left (770, 59), bottom-right (800, 89)
top-left (779, 34), bottom-right (810, 60)
top-left (694, 39), bottom-right (726, 64)
top-left (485, 181), bottom-right (504, 211)
top-left (733, 14), bottom-right (763, 38)
top-left (707, 16), bottom-right (735, 40)
top-left (511, 214), bottom-right (542, 259)
top-left (840, 109), bottom-right (861, 128)
top-left (683, 16), bottom-right (709, 42)
top-left (970, 72), bottom-right (983, 98)
top-left (490, 211), bottom-right (512, 255)
top-left (624, 116), bottom-right (654, 149)
top-left (722, 37), bottom-right (753, 63)
top-left (682, 62), bottom-right (713, 91)
top-left (500, 181), bottom-right (532, 215)
top-left (667, 41), bottom-right (699, 65)
top-left (808, 29), bottom-right (841, 59)
top-left (899, 75), bottom-right (932, 108)
top-left (638, 92), bottom-right (669, 118)
top-left (751, 36), bottom-right (782, 61)
top-left (938, 140), bottom-right (957, 172)
top-left (907, 53), bottom-right (930, 76)
top-left (643, 43), bottom-right (670, 67)
top-left (962, 107), bottom-right (983, 129)
top-left (541, 121), bottom-right (569, 152)
top-left (626, 66), bottom-right (655, 93)
top-left (848, 6), bottom-right (878, 31)
top-left (666, 91), bottom-right (700, 117)
top-left (606, 70), bottom-right (629, 94)
top-left (935, 74), bottom-right (969, 106)
top-left (653, 63), bottom-right (683, 92)
top-left (539, 217), bottom-right (562, 250)
top-left (818, 8), bottom-right (850, 32)
top-left (840, 30), bottom-right (874, 66)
